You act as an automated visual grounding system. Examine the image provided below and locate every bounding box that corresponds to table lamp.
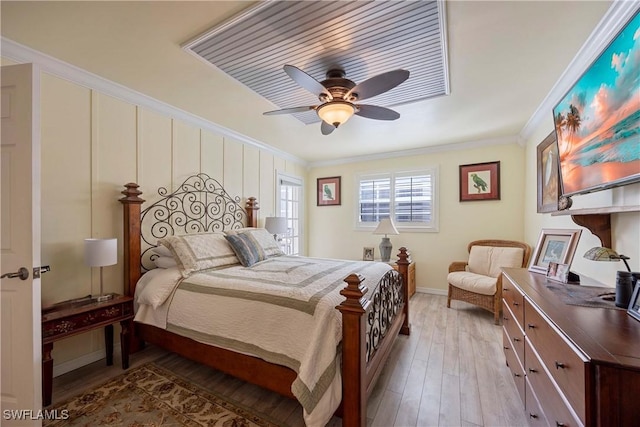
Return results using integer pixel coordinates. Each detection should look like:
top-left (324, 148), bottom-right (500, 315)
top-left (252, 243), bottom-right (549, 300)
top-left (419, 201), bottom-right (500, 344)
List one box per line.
top-left (583, 247), bottom-right (631, 272)
top-left (584, 246), bottom-right (633, 308)
top-left (373, 218), bottom-right (399, 262)
top-left (265, 217), bottom-right (288, 241)
top-left (84, 238), bottom-right (117, 302)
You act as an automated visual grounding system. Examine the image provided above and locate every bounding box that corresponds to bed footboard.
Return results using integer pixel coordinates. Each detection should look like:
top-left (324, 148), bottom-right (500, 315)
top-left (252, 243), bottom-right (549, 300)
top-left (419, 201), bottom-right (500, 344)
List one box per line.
top-left (337, 247), bottom-right (410, 427)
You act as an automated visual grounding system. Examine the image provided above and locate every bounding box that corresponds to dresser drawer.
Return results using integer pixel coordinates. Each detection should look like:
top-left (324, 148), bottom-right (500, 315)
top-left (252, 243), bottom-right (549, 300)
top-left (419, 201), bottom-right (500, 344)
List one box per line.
top-left (502, 302), bottom-right (525, 364)
top-left (525, 378), bottom-right (550, 426)
top-left (525, 338), bottom-right (582, 427)
top-left (503, 328), bottom-right (525, 405)
top-left (502, 274), bottom-right (524, 326)
top-left (524, 300), bottom-right (587, 423)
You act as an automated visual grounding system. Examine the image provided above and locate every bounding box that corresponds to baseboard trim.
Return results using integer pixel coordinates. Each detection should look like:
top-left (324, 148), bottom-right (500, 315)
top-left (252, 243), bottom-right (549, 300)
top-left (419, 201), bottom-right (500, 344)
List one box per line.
top-left (415, 286), bottom-right (447, 296)
top-left (53, 345), bottom-right (121, 378)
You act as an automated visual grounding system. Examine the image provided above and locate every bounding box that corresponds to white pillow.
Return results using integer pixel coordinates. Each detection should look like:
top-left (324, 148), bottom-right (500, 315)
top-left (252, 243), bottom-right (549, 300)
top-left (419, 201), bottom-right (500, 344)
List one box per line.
top-left (159, 232), bottom-right (240, 277)
top-left (153, 256), bottom-right (178, 269)
top-left (151, 245), bottom-right (173, 257)
top-left (136, 267), bottom-right (183, 309)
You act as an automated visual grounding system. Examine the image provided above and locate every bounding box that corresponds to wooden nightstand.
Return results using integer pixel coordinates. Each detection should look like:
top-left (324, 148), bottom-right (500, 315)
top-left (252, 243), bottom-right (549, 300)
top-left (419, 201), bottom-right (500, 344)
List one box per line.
top-left (391, 261), bottom-right (416, 297)
top-left (41, 294), bottom-right (134, 406)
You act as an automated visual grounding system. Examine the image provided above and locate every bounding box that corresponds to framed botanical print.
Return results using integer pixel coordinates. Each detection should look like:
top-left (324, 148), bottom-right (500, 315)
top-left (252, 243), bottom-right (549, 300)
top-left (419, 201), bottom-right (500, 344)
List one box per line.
top-left (317, 176), bottom-right (341, 206)
top-left (459, 161), bottom-right (500, 201)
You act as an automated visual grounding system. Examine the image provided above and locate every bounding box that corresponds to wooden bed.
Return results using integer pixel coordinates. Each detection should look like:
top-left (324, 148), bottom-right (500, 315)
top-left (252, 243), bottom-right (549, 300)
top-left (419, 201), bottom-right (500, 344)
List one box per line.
top-left (119, 173), bottom-right (410, 427)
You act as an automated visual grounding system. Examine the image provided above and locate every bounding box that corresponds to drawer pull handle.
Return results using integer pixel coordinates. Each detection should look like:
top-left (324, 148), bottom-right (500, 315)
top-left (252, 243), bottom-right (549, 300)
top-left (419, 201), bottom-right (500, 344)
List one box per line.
top-left (513, 302), bottom-right (519, 306)
top-left (503, 346), bottom-right (509, 350)
top-left (529, 413), bottom-right (538, 419)
top-left (555, 361), bottom-right (565, 369)
top-left (556, 423), bottom-right (565, 427)
top-left (528, 368), bottom-right (537, 373)
top-left (513, 337), bottom-right (521, 342)
top-left (527, 323), bottom-right (536, 329)
top-left (513, 373), bottom-right (521, 378)
top-left (503, 316), bottom-right (509, 321)
top-left (504, 288), bottom-right (510, 291)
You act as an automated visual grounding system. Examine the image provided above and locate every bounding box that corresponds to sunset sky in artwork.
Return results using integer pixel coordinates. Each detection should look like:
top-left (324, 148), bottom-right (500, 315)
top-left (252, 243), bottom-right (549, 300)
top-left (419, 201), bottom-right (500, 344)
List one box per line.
top-left (553, 11), bottom-right (640, 148)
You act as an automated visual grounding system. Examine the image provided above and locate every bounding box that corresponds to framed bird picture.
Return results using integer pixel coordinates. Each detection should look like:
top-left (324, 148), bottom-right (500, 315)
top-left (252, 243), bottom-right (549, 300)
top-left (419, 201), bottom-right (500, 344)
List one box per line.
top-left (459, 161), bottom-right (500, 201)
top-left (317, 176), bottom-right (341, 206)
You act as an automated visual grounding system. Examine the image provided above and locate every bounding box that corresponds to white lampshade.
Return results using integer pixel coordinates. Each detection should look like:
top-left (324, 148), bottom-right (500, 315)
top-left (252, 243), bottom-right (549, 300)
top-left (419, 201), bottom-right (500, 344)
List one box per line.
top-left (84, 238), bottom-right (117, 267)
top-left (265, 217), bottom-right (288, 235)
top-left (373, 218), bottom-right (400, 237)
top-left (317, 101), bottom-right (356, 127)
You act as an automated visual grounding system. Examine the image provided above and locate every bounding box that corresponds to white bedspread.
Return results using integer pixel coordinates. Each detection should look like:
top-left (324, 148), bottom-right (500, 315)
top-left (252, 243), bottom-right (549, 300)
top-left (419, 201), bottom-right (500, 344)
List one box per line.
top-left (134, 256), bottom-right (394, 427)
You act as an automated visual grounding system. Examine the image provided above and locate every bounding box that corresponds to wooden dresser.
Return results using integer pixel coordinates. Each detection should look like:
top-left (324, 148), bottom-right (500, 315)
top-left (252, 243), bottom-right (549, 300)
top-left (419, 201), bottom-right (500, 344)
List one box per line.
top-left (501, 268), bottom-right (640, 426)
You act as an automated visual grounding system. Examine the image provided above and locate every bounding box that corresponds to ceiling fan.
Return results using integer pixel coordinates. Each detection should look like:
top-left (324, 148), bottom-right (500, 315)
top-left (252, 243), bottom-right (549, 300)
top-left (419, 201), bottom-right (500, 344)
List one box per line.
top-left (263, 65), bottom-right (410, 135)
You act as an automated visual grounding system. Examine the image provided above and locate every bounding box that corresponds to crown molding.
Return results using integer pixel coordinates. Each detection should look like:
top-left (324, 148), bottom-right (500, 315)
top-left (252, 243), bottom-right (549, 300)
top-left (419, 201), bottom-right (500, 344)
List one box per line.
top-left (1, 37), bottom-right (307, 166)
top-left (308, 135), bottom-right (518, 168)
top-left (519, 1), bottom-right (640, 142)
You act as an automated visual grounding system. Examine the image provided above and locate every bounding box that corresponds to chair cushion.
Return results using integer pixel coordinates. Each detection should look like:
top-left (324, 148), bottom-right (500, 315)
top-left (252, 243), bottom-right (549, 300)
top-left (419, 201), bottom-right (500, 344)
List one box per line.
top-left (447, 271), bottom-right (497, 296)
top-left (468, 246), bottom-right (524, 278)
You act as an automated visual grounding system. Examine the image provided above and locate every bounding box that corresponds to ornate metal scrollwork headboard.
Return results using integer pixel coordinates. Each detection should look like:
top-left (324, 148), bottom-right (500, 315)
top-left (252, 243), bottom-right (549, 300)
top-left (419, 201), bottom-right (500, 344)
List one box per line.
top-left (139, 173), bottom-right (250, 270)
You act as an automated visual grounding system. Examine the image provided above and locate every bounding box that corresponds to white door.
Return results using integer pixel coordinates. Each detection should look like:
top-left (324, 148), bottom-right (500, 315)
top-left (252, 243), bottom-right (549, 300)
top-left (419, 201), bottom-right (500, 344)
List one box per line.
top-left (1, 63), bottom-right (42, 426)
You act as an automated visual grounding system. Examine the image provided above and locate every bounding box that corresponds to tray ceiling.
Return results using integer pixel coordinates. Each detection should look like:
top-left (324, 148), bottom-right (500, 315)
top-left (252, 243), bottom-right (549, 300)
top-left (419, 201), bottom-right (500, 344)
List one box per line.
top-left (183, 0), bottom-right (449, 125)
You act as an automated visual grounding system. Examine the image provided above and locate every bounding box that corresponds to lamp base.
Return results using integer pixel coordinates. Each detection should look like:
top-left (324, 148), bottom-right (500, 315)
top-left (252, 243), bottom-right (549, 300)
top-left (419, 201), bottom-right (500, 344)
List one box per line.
top-left (379, 237), bottom-right (392, 263)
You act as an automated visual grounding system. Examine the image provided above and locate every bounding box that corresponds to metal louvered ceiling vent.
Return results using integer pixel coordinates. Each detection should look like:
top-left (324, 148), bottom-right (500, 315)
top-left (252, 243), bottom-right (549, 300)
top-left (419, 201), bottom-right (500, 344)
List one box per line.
top-left (183, 1), bottom-right (450, 125)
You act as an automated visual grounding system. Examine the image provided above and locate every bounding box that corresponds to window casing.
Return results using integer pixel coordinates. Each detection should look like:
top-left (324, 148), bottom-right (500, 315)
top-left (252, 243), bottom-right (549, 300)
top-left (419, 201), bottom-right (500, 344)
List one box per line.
top-left (356, 168), bottom-right (438, 232)
top-left (276, 172), bottom-right (303, 255)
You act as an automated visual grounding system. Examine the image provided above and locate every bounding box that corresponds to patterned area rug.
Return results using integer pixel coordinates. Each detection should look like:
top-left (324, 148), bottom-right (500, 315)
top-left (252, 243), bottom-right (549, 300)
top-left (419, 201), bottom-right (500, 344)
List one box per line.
top-left (44, 362), bottom-right (279, 427)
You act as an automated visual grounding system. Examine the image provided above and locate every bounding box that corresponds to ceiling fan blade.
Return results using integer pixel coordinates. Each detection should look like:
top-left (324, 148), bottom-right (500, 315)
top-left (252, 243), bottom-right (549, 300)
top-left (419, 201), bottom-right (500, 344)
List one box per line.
top-left (284, 65), bottom-right (333, 100)
top-left (321, 121), bottom-right (336, 135)
top-left (263, 106), bottom-right (316, 116)
top-left (355, 104), bottom-right (400, 121)
top-left (346, 69), bottom-right (410, 101)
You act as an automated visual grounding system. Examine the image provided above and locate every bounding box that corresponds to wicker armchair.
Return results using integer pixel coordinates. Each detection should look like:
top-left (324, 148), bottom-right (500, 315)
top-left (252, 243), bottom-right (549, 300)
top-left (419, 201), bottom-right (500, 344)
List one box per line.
top-left (447, 239), bottom-right (531, 324)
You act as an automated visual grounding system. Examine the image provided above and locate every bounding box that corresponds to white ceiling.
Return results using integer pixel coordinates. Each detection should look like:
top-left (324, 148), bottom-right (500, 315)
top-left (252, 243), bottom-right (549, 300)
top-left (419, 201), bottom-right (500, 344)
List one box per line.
top-left (1, 1), bottom-right (612, 163)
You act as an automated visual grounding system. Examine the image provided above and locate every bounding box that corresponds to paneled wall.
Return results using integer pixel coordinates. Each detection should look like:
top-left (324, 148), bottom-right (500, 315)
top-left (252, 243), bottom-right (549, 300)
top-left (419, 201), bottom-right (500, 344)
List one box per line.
top-left (39, 72), bottom-right (305, 371)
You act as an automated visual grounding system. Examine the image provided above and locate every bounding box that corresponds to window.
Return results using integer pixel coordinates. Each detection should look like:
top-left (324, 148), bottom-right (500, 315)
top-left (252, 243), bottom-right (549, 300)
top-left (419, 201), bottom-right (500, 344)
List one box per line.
top-left (276, 172), bottom-right (303, 255)
top-left (356, 168), bottom-right (438, 231)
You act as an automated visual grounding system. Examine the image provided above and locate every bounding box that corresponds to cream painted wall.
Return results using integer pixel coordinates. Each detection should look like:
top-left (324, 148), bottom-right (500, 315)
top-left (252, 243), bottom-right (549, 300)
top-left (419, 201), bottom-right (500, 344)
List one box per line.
top-left (36, 71), bottom-right (302, 371)
top-left (307, 142), bottom-right (526, 294)
top-left (523, 123), bottom-right (640, 287)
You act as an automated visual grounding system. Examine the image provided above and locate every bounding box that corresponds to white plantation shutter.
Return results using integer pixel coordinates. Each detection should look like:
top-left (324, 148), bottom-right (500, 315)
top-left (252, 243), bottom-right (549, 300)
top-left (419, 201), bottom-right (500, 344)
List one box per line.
top-left (357, 168), bottom-right (438, 231)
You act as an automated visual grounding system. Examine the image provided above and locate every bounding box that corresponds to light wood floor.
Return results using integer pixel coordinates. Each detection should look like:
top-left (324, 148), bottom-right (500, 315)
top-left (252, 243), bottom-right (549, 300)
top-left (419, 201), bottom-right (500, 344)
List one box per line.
top-left (51, 294), bottom-right (528, 426)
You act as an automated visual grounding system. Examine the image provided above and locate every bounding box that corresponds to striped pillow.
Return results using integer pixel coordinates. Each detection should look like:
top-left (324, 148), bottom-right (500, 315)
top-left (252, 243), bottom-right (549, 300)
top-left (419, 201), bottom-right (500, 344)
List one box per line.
top-left (225, 228), bottom-right (284, 258)
top-left (225, 233), bottom-right (267, 267)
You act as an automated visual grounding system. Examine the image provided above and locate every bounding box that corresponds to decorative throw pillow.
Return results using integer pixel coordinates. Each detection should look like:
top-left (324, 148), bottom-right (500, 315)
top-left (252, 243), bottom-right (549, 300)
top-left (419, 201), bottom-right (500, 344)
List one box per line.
top-left (153, 256), bottom-right (178, 269)
top-left (159, 232), bottom-right (239, 277)
top-left (151, 245), bottom-right (173, 258)
top-left (225, 228), bottom-right (284, 258)
top-left (225, 233), bottom-right (267, 267)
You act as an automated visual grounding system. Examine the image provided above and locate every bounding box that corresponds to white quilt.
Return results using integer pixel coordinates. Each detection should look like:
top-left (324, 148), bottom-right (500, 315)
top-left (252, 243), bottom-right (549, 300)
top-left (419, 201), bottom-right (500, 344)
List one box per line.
top-left (134, 256), bottom-right (395, 427)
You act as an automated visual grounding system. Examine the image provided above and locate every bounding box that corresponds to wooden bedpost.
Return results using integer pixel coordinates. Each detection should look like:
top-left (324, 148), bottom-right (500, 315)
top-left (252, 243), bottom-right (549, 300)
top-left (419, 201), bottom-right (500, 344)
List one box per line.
top-left (337, 274), bottom-right (370, 427)
top-left (246, 197), bottom-right (259, 228)
top-left (119, 183), bottom-right (145, 353)
top-left (396, 247), bottom-right (411, 335)
top-left (119, 183), bottom-right (144, 297)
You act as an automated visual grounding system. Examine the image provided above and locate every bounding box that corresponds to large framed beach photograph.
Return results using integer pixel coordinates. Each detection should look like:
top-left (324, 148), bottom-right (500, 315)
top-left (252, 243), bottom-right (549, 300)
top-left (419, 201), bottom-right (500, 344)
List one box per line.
top-left (529, 228), bottom-right (582, 274)
top-left (552, 11), bottom-right (640, 197)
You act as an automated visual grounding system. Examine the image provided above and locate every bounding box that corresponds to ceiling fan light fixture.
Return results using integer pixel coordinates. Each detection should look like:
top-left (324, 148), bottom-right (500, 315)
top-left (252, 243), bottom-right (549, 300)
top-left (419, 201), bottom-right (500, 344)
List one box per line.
top-left (317, 101), bottom-right (356, 127)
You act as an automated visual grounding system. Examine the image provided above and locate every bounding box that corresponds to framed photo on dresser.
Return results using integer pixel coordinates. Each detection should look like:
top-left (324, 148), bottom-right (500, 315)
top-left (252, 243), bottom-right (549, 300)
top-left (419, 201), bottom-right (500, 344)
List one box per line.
top-left (529, 228), bottom-right (582, 274)
top-left (628, 283), bottom-right (640, 322)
